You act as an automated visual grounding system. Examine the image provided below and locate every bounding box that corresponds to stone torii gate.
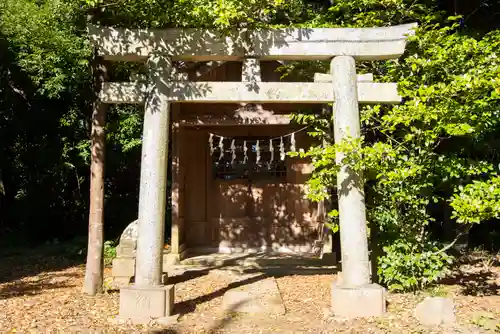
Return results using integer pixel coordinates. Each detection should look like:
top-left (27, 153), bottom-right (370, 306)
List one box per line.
top-left (89, 23), bottom-right (415, 324)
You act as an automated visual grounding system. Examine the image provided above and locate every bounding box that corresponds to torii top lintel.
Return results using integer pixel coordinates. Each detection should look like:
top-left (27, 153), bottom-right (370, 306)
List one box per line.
top-left (88, 23), bottom-right (417, 62)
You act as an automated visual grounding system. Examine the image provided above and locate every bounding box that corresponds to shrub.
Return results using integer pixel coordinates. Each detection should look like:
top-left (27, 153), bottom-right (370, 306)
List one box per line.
top-left (378, 240), bottom-right (454, 292)
top-left (103, 240), bottom-right (117, 267)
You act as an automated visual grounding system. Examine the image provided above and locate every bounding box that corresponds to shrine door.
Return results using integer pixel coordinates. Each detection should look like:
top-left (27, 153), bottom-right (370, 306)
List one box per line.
top-left (209, 127), bottom-right (298, 253)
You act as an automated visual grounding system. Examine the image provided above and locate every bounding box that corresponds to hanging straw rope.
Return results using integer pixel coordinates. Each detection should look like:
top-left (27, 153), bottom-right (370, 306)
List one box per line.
top-left (207, 125), bottom-right (310, 141)
top-left (208, 126), bottom-right (310, 165)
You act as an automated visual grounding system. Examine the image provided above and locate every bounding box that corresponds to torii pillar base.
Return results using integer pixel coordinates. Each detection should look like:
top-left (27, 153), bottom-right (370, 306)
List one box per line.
top-left (112, 285), bottom-right (175, 325)
top-left (331, 282), bottom-right (386, 319)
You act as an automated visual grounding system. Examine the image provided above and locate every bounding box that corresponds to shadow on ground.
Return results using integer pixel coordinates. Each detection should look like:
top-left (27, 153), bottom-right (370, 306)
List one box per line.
top-left (0, 242), bottom-right (85, 299)
top-left (174, 273), bottom-right (269, 316)
top-left (440, 253), bottom-right (500, 296)
top-left (441, 269), bottom-right (499, 296)
top-left (167, 251), bottom-right (340, 318)
top-left (0, 273), bottom-right (79, 300)
top-left (0, 250), bottom-right (83, 284)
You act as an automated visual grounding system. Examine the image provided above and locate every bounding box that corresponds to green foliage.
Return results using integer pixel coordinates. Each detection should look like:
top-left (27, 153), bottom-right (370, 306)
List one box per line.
top-left (378, 241), bottom-right (454, 292)
top-left (104, 240), bottom-right (117, 266)
top-left (83, 0), bottom-right (294, 29)
top-left (450, 176), bottom-right (500, 224)
top-left (0, 0), bottom-right (143, 242)
top-left (0, 0), bottom-right (91, 97)
top-left (290, 1), bottom-right (500, 291)
top-left (424, 285), bottom-right (450, 298)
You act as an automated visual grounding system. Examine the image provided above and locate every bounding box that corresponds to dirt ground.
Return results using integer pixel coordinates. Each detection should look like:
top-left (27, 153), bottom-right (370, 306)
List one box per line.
top-left (0, 252), bottom-right (498, 333)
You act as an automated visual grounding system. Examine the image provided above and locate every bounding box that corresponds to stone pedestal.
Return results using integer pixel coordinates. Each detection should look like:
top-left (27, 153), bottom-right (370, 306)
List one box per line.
top-left (112, 220), bottom-right (138, 287)
top-left (331, 282), bottom-right (386, 318)
top-left (163, 247), bottom-right (188, 266)
top-left (114, 285), bottom-right (175, 324)
top-left (112, 257), bottom-right (135, 287)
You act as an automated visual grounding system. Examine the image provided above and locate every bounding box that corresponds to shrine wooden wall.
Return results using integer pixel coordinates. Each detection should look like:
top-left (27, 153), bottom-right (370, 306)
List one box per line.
top-left (178, 125), bottom-right (320, 252)
top-left (173, 61), bottom-right (324, 254)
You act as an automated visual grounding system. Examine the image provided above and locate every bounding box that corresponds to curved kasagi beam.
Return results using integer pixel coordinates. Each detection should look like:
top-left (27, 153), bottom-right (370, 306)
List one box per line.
top-left (88, 23), bottom-right (417, 62)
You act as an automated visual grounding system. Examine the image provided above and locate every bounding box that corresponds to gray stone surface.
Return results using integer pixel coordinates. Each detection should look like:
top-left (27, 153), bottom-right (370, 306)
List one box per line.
top-left (112, 257), bottom-right (135, 277)
top-left (331, 56), bottom-right (371, 287)
top-left (315, 72), bottom-right (374, 82)
top-left (163, 249), bottom-right (187, 266)
top-left (112, 221), bottom-right (139, 286)
top-left (115, 220), bottom-right (138, 259)
top-left (89, 23), bottom-right (417, 61)
top-left (415, 297), bottom-right (456, 326)
top-left (221, 277), bottom-right (285, 315)
top-left (100, 81), bottom-right (401, 104)
top-left (331, 282), bottom-right (386, 318)
top-left (135, 55), bottom-right (171, 287)
top-left (119, 220), bottom-right (138, 245)
top-left (117, 284), bottom-right (175, 323)
top-left (112, 276), bottom-right (132, 288)
top-left (116, 245), bottom-right (135, 257)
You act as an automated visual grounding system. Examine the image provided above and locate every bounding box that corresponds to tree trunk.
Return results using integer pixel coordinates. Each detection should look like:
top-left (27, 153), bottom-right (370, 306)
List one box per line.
top-left (83, 54), bottom-right (108, 295)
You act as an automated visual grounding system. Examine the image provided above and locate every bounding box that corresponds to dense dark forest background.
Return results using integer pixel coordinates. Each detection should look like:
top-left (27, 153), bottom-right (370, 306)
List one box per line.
top-left (0, 0), bottom-right (499, 252)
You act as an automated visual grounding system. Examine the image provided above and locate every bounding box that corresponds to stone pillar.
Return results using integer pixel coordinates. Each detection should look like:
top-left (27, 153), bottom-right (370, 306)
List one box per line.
top-left (330, 56), bottom-right (386, 318)
top-left (135, 55), bottom-right (171, 287)
top-left (331, 56), bottom-right (370, 286)
top-left (115, 54), bottom-right (174, 325)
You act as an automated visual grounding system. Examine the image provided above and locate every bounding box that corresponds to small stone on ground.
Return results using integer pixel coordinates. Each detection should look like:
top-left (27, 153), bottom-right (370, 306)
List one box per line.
top-left (415, 297), bottom-right (456, 326)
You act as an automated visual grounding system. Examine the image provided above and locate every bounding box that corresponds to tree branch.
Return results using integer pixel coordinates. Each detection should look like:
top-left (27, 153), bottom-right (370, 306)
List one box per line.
top-left (434, 224), bottom-right (472, 255)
